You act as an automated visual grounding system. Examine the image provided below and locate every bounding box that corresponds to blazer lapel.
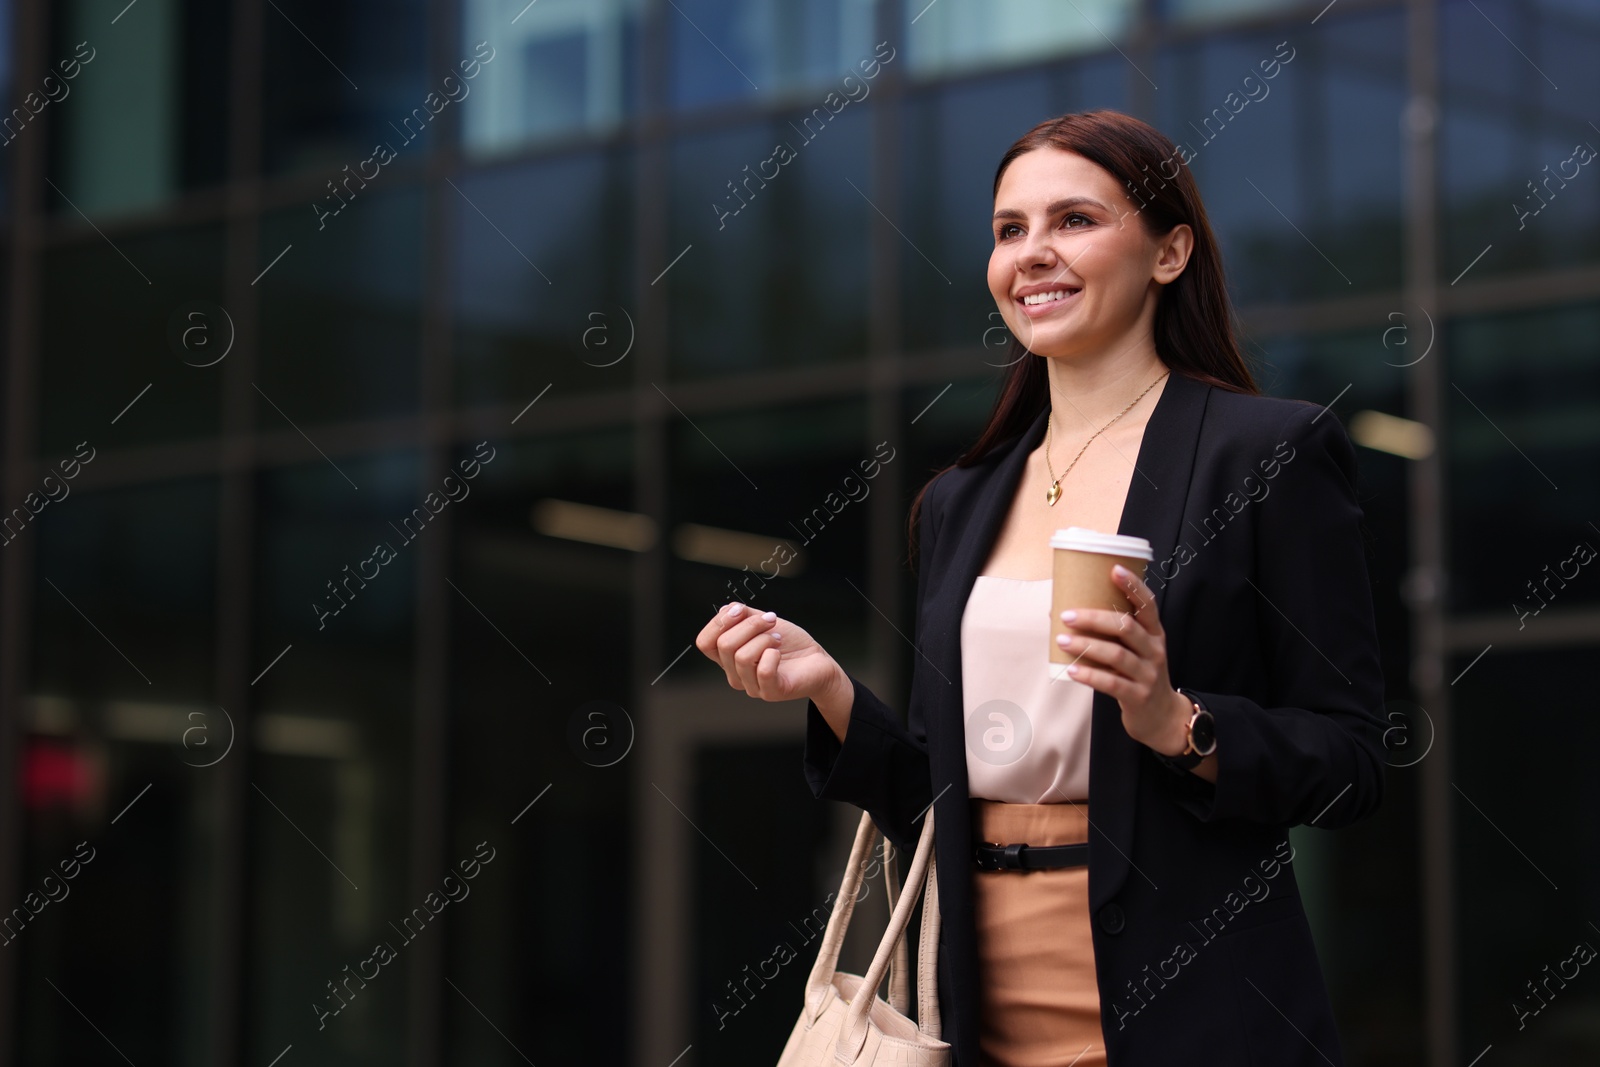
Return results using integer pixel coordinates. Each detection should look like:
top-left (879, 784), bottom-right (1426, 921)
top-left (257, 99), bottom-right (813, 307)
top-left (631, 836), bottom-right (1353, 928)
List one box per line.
top-left (923, 369), bottom-right (1209, 909)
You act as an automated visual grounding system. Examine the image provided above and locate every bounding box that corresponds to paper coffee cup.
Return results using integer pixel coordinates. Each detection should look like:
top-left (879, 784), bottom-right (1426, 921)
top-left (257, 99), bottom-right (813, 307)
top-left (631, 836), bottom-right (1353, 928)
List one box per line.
top-left (1048, 527), bottom-right (1153, 673)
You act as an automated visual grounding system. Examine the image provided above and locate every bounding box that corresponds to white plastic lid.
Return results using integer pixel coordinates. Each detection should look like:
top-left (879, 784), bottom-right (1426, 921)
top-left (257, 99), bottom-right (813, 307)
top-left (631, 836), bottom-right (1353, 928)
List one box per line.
top-left (1049, 526), bottom-right (1153, 560)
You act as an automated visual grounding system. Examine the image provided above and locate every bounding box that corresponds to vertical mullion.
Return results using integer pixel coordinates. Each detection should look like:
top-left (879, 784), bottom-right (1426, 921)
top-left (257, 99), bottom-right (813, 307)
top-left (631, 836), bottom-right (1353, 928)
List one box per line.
top-left (632, 0), bottom-right (672, 1062)
top-left (1403, 0), bottom-right (1454, 1065)
top-left (868, 0), bottom-right (905, 697)
top-left (209, 0), bottom-right (266, 1062)
top-left (408, 0), bottom-right (460, 1062)
top-left (0, 0), bottom-right (47, 1061)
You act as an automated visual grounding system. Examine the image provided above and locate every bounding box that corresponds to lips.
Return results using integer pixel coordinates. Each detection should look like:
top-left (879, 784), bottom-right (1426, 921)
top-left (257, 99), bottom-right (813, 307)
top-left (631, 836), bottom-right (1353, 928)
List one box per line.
top-left (1015, 286), bottom-right (1082, 317)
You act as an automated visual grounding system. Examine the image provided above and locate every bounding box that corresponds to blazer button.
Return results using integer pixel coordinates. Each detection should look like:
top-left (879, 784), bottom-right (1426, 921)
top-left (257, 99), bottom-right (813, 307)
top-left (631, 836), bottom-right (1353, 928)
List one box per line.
top-left (1097, 903), bottom-right (1126, 935)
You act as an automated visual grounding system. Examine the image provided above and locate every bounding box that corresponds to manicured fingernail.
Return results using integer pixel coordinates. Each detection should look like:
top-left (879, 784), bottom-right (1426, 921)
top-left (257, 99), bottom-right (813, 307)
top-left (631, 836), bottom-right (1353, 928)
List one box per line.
top-left (1113, 565), bottom-right (1129, 578)
top-left (1061, 610), bottom-right (1077, 622)
top-left (762, 611), bottom-right (776, 621)
top-left (1067, 664), bottom-right (1079, 674)
top-left (771, 632), bottom-right (782, 642)
top-left (727, 603), bottom-right (744, 617)
top-left (1057, 634), bottom-right (1073, 647)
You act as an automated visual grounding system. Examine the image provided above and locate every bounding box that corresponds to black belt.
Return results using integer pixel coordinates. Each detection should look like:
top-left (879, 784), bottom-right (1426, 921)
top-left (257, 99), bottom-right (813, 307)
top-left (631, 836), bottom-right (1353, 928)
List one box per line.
top-left (974, 841), bottom-right (1089, 872)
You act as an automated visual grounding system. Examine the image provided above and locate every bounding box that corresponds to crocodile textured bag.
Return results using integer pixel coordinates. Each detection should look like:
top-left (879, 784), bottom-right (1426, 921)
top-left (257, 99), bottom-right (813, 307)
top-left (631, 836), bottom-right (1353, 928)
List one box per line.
top-left (775, 806), bottom-right (949, 1066)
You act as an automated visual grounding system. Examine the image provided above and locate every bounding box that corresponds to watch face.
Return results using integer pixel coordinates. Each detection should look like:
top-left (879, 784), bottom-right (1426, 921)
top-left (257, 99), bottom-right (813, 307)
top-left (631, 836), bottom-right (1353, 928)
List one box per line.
top-left (1191, 710), bottom-right (1217, 755)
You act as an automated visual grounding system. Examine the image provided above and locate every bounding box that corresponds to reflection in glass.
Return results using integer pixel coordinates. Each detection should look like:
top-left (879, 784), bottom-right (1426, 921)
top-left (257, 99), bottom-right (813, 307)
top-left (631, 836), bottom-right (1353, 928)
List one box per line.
top-left (1452, 646), bottom-right (1600, 1063)
top-left (1446, 302), bottom-right (1600, 614)
top-left (261, 0), bottom-right (428, 175)
top-left (257, 189), bottom-right (423, 426)
top-left (668, 399), bottom-right (870, 663)
top-left (19, 478), bottom-right (219, 1067)
top-left (248, 456), bottom-right (420, 1067)
top-left (1161, 0), bottom-right (1300, 27)
top-left (669, 110), bottom-right (870, 379)
top-left (1438, 0), bottom-right (1600, 281)
top-left (452, 150), bottom-right (634, 406)
top-left (668, 0), bottom-right (880, 110)
top-left (38, 224), bottom-right (226, 454)
top-left (461, 0), bottom-right (640, 155)
top-left (1152, 12), bottom-right (1403, 303)
top-left (445, 431), bottom-right (633, 1065)
top-left (904, 0), bottom-right (1132, 77)
top-left (50, 0), bottom-right (229, 216)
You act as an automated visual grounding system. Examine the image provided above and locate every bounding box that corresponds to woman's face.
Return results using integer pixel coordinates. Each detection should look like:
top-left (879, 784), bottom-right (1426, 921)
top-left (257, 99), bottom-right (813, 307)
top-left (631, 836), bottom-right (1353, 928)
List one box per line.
top-left (987, 146), bottom-right (1191, 361)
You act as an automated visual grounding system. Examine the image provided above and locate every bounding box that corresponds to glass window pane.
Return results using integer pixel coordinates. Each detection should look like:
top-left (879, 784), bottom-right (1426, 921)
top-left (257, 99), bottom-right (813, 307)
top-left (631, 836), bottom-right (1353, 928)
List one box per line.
top-left (1162, 0), bottom-right (1302, 29)
top-left (19, 478), bottom-right (219, 1067)
top-left (257, 189), bottom-right (424, 426)
top-left (1438, 0), bottom-right (1600, 282)
top-left (248, 456), bottom-right (420, 1066)
top-left (1453, 646), bottom-right (1600, 1063)
top-left (261, 0), bottom-right (428, 176)
top-left (49, 0), bottom-right (229, 217)
top-left (461, 0), bottom-right (641, 156)
top-left (1446, 302), bottom-right (1600, 614)
top-left (668, 0), bottom-right (882, 111)
top-left (668, 399), bottom-right (870, 661)
top-left (904, 0), bottom-right (1134, 79)
top-left (669, 110), bottom-right (871, 380)
top-left (39, 224), bottom-right (226, 454)
top-left (1152, 13), bottom-right (1404, 303)
top-left (445, 430), bottom-right (633, 1064)
top-left (452, 149), bottom-right (634, 406)
top-left (691, 741), bottom-right (842, 1065)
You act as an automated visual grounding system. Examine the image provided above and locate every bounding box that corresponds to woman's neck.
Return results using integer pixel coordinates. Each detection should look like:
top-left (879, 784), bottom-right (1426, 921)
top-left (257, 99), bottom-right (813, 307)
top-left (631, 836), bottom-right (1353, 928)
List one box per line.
top-left (1041, 344), bottom-right (1170, 434)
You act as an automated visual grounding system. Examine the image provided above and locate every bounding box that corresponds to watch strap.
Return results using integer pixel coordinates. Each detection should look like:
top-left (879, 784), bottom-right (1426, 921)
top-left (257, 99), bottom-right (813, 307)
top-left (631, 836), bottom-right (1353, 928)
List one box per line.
top-left (1157, 688), bottom-right (1209, 771)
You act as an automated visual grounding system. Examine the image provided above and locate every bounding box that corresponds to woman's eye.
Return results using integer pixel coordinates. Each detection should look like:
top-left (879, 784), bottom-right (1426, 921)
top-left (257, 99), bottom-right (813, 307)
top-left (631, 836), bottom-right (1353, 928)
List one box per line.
top-left (997, 223), bottom-right (1022, 240)
top-left (1061, 213), bottom-right (1092, 229)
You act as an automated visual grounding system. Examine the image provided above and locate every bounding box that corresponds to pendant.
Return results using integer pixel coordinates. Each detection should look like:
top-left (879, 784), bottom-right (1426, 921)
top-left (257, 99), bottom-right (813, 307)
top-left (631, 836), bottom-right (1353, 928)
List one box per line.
top-left (1046, 480), bottom-right (1061, 506)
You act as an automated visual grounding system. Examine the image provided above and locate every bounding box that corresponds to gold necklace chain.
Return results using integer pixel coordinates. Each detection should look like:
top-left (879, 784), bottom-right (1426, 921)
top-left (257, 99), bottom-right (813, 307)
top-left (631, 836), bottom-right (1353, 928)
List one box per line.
top-left (1043, 370), bottom-right (1170, 506)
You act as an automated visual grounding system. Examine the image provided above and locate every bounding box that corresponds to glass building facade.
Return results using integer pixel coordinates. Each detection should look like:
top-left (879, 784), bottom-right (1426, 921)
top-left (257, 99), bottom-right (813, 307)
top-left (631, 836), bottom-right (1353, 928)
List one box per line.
top-left (0, 0), bottom-right (1595, 1064)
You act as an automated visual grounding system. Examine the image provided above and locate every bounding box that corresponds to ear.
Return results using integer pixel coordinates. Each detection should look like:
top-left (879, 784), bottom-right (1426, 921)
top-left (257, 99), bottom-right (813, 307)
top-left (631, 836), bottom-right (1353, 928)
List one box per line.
top-left (1151, 223), bottom-right (1194, 284)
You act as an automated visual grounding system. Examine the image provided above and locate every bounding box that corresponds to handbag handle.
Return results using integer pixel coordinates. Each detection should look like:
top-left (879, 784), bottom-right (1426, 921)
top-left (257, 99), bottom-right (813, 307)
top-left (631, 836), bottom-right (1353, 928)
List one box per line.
top-left (880, 831), bottom-right (910, 1014)
top-left (838, 808), bottom-right (939, 1061)
top-left (798, 807), bottom-right (941, 1055)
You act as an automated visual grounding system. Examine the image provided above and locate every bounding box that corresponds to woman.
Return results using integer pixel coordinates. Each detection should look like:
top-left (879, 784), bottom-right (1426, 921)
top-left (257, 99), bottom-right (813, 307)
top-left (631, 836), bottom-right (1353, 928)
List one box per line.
top-left (695, 110), bottom-right (1385, 1067)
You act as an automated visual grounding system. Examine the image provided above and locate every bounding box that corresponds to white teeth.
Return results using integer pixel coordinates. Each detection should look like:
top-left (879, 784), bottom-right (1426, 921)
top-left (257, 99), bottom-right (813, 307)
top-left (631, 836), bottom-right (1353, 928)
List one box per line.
top-left (1022, 289), bottom-right (1073, 305)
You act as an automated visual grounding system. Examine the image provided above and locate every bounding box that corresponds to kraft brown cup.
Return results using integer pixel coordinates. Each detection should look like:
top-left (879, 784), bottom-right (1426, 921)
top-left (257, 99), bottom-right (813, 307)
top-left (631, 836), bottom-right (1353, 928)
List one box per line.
top-left (1048, 527), bottom-right (1154, 675)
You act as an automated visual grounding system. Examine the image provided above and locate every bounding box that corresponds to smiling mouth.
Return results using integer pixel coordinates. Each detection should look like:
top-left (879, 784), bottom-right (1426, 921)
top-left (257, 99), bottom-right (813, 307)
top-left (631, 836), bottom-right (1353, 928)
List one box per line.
top-left (1016, 287), bottom-right (1081, 312)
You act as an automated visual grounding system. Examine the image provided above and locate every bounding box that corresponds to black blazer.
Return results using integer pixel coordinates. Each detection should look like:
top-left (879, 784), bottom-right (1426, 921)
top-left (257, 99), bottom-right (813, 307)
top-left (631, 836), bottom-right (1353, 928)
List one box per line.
top-left (802, 368), bottom-right (1386, 1066)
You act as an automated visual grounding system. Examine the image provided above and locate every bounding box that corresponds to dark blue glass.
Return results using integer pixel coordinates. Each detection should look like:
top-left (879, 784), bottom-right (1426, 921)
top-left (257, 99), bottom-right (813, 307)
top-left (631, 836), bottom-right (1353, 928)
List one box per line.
top-left (668, 0), bottom-right (880, 111)
top-left (1151, 11), bottom-right (1404, 303)
top-left (261, 0), bottom-right (429, 176)
top-left (256, 188), bottom-right (425, 426)
top-left (452, 148), bottom-right (635, 406)
top-left (1439, 0), bottom-right (1600, 282)
top-left (39, 224), bottom-right (227, 454)
top-left (1446, 301), bottom-right (1600, 614)
top-left (669, 108), bottom-right (871, 379)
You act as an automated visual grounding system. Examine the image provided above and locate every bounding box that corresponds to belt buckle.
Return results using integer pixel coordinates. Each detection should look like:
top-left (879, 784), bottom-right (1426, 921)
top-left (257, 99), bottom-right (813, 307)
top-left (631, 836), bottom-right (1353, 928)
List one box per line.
top-left (976, 841), bottom-right (1027, 872)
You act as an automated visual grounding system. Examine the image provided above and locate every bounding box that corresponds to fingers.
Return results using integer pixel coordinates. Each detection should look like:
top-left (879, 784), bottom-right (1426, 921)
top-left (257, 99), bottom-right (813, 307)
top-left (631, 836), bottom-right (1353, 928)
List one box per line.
top-left (736, 632), bottom-right (784, 698)
top-left (695, 602), bottom-right (779, 692)
top-left (1056, 628), bottom-right (1140, 680)
top-left (1112, 564), bottom-right (1161, 633)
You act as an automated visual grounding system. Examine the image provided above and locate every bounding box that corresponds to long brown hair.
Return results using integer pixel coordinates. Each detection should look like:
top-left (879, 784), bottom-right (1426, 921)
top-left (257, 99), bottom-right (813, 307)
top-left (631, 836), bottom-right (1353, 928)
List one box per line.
top-left (907, 109), bottom-right (1259, 565)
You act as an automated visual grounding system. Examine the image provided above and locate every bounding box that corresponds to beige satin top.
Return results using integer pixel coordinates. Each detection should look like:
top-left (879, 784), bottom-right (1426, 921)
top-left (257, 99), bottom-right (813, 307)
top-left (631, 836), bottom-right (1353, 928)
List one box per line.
top-left (960, 576), bottom-right (1093, 804)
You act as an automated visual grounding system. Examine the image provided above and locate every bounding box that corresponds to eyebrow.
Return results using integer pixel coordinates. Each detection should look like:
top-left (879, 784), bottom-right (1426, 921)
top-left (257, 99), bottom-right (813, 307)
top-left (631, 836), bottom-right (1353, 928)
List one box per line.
top-left (992, 196), bottom-right (1109, 222)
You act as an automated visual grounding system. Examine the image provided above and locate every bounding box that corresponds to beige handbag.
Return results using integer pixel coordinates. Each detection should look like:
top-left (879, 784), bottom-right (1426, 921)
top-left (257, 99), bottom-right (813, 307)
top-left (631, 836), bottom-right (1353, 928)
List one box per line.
top-left (776, 806), bottom-right (950, 1066)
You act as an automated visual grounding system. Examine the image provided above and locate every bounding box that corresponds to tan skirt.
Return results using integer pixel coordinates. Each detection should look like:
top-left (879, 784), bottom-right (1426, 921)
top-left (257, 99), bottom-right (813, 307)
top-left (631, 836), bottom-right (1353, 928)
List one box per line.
top-left (971, 798), bottom-right (1107, 1067)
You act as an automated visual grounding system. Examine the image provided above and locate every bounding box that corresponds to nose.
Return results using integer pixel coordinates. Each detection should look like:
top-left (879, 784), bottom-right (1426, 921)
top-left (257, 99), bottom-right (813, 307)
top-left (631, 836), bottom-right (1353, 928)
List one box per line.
top-left (1016, 224), bottom-right (1058, 273)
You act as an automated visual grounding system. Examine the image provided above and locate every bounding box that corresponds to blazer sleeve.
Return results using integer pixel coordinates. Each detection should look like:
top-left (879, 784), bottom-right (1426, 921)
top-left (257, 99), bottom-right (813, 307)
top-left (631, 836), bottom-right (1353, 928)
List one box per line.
top-left (1159, 404), bottom-right (1387, 830)
top-left (798, 473), bottom-right (943, 855)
